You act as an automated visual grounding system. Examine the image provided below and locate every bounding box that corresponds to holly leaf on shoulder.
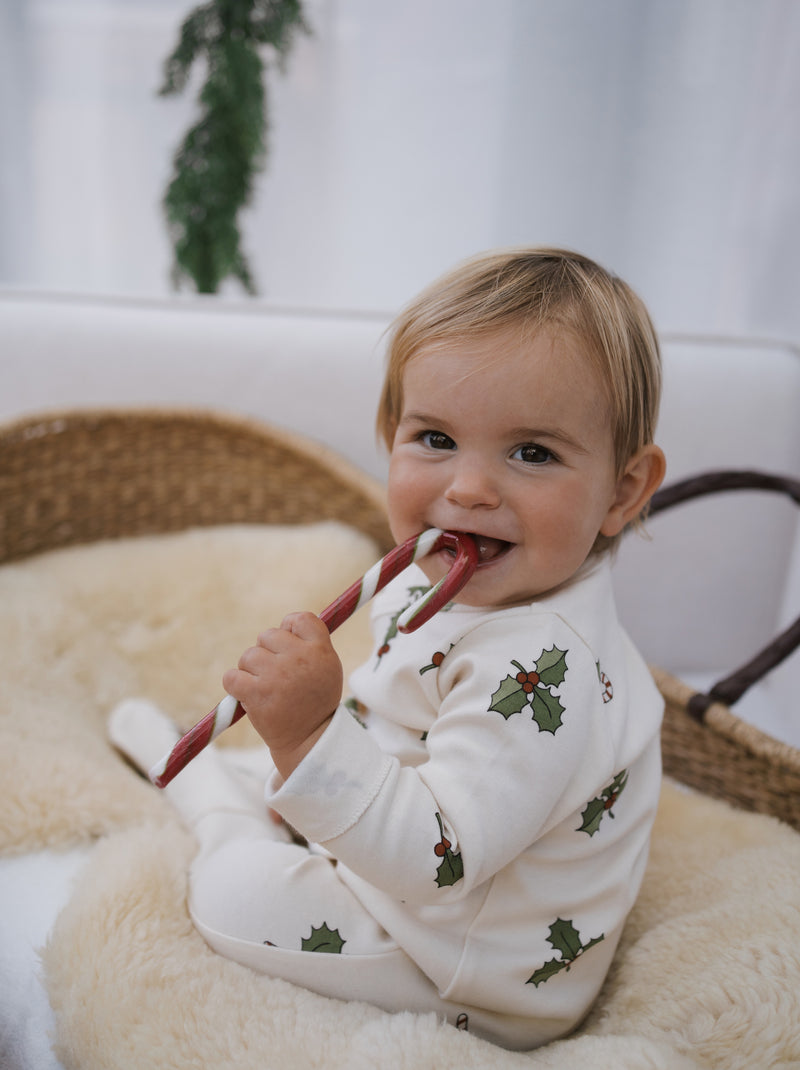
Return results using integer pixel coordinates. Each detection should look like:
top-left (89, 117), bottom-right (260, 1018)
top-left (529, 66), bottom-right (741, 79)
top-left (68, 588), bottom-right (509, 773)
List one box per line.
top-left (535, 646), bottom-right (568, 688)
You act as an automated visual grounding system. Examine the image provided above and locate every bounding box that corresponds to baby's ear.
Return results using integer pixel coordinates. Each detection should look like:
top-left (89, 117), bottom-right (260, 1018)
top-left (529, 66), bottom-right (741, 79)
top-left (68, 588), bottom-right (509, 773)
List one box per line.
top-left (600, 445), bottom-right (666, 538)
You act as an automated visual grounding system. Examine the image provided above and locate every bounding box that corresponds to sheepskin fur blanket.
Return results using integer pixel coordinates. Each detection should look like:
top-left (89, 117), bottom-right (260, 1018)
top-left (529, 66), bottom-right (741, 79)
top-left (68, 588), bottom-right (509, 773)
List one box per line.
top-left (2, 522), bottom-right (800, 1070)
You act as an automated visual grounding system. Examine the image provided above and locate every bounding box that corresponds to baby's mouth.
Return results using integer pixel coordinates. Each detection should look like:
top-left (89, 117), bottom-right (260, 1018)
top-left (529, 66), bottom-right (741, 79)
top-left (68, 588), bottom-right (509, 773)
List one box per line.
top-left (446, 532), bottom-right (511, 565)
top-left (474, 534), bottom-right (512, 564)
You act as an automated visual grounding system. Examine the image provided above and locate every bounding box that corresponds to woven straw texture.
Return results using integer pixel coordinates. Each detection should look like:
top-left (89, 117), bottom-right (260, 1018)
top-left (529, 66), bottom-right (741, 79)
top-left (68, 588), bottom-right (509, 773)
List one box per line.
top-left (656, 668), bottom-right (800, 831)
top-left (0, 409), bottom-right (394, 564)
top-left (648, 470), bottom-right (800, 833)
top-left (2, 410), bottom-right (798, 831)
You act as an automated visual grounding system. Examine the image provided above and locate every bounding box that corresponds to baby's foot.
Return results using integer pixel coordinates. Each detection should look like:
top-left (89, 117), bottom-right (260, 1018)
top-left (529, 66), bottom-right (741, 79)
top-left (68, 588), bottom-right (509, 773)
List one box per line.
top-left (109, 698), bottom-right (292, 841)
top-left (108, 698), bottom-right (180, 777)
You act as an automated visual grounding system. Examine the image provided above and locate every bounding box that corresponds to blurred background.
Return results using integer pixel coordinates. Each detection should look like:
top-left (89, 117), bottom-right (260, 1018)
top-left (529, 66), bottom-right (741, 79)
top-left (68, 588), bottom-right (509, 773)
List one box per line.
top-left (1, 0), bottom-right (799, 339)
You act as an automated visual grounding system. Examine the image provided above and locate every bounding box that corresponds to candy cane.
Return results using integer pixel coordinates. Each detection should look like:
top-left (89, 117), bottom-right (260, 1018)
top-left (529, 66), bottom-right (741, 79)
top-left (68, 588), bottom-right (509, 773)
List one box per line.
top-left (149, 529), bottom-right (478, 788)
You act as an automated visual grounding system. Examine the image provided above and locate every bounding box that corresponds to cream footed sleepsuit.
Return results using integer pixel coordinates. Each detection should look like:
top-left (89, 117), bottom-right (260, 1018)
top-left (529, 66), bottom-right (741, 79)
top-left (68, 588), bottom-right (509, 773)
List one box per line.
top-left (187, 558), bottom-right (664, 1051)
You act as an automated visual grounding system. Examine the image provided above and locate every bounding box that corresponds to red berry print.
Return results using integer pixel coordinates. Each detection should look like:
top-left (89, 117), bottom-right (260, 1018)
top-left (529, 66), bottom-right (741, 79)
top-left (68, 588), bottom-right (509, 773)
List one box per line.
top-left (419, 643), bottom-right (455, 675)
top-left (491, 651), bottom-right (567, 734)
top-left (517, 670), bottom-right (540, 692)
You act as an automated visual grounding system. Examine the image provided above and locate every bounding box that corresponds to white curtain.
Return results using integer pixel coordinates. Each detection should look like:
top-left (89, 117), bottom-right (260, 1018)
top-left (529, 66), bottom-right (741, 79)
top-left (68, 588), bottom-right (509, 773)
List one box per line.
top-left (1, 0), bottom-right (798, 341)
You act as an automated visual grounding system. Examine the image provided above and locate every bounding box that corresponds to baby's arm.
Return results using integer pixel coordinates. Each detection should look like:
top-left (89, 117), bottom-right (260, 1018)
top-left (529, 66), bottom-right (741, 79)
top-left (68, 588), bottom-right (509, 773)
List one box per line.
top-left (266, 617), bottom-right (611, 904)
top-left (222, 612), bottom-right (343, 780)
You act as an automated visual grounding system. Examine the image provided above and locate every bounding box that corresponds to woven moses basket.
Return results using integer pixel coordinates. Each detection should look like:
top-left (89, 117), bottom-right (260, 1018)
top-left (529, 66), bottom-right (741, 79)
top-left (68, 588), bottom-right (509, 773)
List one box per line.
top-left (2, 409), bottom-right (798, 831)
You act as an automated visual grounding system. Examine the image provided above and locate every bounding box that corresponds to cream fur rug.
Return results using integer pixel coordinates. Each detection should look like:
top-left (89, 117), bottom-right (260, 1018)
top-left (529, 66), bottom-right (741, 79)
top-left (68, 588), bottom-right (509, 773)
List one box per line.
top-left (2, 522), bottom-right (800, 1070)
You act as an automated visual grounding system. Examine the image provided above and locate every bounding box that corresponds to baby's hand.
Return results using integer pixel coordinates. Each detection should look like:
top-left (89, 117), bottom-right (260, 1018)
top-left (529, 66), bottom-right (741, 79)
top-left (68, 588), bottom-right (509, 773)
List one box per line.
top-left (222, 612), bottom-right (343, 780)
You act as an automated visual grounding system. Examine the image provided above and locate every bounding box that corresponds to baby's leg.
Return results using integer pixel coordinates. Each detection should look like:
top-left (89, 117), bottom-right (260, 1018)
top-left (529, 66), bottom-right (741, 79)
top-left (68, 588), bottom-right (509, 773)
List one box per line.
top-left (191, 838), bottom-right (395, 954)
top-left (188, 832), bottom-right (462, 1024)
top-left (108, 699), bottom-right (289, 843)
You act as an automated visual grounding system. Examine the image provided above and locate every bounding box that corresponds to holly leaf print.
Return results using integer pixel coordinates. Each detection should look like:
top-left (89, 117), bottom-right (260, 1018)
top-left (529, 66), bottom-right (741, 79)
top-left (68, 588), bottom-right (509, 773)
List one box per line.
top-left (526, 918), bottom-right (605, 987)
top-left (577, 795), bottom-right (606, 836)
top-left (434, 811), bottom-right (464, 888)
top-left (376, 585), bottom-right (430, 665)
top-left (527, 956), bottom-right (570, 987)
top-left (489, 675), bottom-right (532, 720)
top-left (301, 922), bottom-right (346, 954)
top-left (436, 850), bottom-right (464, 888)
top-left (343, 696), bottom-right (368, 729)
top-left (535, 646), bottom-right (568, 688)
top-left (547, 918), bottom-right (585, 959)
top-left (529, 687), bottom-right (565, 734)
top-left (578, 770), bottom-right (629, 836)
top-left (490, 649), bottom-right (568, 731)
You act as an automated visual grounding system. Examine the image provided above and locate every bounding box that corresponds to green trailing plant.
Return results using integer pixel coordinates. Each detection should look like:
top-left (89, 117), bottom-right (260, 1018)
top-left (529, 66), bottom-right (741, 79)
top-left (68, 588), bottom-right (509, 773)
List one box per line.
top-left (159, 0), bottom-right (308, 294)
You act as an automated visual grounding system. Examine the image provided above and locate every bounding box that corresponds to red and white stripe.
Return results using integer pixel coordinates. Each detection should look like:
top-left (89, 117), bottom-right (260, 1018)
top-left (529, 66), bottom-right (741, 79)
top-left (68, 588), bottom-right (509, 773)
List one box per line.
top-left (149, 529), bottom-right (478, 788)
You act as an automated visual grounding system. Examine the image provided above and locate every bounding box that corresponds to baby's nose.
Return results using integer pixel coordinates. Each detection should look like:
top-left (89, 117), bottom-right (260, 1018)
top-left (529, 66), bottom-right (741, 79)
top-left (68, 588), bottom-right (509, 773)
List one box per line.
top-left (444, 460), bottom-right (501, 509)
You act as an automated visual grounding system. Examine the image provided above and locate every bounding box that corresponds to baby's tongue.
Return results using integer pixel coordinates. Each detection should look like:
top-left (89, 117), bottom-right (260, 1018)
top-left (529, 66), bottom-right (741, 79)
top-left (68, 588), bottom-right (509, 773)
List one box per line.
top-left (474, 535), bottom-right (507, 562)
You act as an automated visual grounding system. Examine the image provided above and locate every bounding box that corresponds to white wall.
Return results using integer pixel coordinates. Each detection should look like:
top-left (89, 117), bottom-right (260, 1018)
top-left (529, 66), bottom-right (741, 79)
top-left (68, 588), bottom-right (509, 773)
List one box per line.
top-left (1, 0), bottom-right (799, 343)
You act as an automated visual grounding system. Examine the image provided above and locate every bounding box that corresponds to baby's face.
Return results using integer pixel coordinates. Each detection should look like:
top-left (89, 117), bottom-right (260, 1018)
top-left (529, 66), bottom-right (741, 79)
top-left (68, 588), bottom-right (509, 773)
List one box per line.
top-left (387, 327), bottom-right (624, 607)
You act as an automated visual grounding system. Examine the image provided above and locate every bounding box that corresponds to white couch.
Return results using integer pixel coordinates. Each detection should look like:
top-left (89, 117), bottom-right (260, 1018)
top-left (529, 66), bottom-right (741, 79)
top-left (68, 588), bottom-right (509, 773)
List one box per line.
top-left (0, 289), bottom-right (799, 1070)
top-left (1, 288), bottom-right (798, 741)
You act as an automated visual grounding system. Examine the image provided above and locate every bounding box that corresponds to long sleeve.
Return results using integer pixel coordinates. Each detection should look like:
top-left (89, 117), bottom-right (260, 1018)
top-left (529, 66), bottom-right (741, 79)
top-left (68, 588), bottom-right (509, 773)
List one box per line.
top-left (268, 609), bottom-right (621, 904)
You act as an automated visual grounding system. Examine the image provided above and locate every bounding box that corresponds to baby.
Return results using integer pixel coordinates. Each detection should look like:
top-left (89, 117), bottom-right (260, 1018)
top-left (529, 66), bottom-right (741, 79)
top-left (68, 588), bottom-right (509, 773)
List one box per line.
top-left (111, 247), bottom-right (666, 1051)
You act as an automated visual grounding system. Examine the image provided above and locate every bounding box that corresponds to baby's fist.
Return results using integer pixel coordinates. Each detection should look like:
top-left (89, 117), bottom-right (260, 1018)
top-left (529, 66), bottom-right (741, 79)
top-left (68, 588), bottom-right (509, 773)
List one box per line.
top-left (223, 611), bottom-right (343, 778)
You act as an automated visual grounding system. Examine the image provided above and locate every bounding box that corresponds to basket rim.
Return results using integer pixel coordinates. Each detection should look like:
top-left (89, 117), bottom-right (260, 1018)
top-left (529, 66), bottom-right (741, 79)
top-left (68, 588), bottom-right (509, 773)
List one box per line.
top-left (652, 665), bottom-right (800, 775)
top-left (0, 403), bottom-right (390, 510)
top-left (0, 404), bottom-right (395, 563)
top-left (0, 403), bottom-right (385, 493)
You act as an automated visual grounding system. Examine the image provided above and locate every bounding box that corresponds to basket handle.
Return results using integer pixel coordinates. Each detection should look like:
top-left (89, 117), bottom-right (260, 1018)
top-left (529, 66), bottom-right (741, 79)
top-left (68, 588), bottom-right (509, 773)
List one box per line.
top-left (648, 470), bottom-right (800, 720)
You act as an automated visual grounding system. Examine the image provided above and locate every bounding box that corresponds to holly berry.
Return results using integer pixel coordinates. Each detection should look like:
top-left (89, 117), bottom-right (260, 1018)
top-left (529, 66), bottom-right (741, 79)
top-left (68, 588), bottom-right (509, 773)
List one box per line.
top-left (516, 670), bottom-right (540, 692)
top-left (378, 643), bottom-right (390, 658)
top-left (420, 644), bottom-right (455, 675)
top-left (434, 836), bottom-right (451, 857)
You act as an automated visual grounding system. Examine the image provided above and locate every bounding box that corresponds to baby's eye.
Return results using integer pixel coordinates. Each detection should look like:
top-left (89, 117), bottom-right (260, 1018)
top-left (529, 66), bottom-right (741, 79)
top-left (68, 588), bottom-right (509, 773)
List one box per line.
top-left (420, 431), bottom-right (456, 451)
top-left (513, 443), bottom-right (554, 465)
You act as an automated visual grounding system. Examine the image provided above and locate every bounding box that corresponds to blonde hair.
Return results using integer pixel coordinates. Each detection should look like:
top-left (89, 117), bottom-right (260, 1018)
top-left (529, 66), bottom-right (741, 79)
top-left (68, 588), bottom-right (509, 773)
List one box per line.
top-left (377, 247), bottom-right (661, 477)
